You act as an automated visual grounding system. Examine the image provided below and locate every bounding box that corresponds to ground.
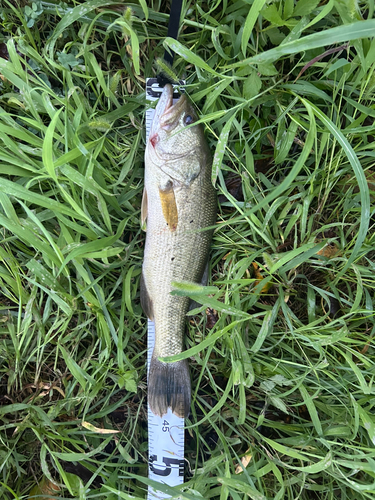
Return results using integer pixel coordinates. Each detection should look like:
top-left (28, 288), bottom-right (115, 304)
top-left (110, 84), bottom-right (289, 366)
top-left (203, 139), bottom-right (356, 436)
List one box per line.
top-left (0, 1), bottom-right (375, 499)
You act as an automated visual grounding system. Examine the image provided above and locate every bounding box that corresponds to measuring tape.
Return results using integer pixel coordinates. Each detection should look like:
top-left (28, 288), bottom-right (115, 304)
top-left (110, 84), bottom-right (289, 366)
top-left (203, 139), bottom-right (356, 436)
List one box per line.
top-left (146, 78), bottom-right (186, 500)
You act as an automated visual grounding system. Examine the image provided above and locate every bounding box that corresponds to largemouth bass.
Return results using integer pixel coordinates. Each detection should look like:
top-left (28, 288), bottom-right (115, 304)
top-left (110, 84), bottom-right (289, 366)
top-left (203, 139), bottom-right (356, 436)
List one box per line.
top-left (141, 84), bottom-right (216, 417)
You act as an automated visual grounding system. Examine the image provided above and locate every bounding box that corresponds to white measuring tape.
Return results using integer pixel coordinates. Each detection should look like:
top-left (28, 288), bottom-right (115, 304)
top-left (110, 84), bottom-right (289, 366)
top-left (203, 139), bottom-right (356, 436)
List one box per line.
top-left (146, 78), bottom-right (186, 500)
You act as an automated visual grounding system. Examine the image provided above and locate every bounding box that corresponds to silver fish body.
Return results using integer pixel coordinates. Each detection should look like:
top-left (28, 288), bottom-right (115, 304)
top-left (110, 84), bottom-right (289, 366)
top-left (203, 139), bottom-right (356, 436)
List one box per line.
top-left (141, 84), bottom-right (216, 417)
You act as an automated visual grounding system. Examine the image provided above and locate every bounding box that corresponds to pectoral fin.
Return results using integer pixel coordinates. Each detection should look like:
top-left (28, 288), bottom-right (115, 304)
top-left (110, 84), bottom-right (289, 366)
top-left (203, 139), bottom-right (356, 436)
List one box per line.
top-left (159, 184), bottom-right (178, 232)
top-left (141, 188), bottom-right (148, 231)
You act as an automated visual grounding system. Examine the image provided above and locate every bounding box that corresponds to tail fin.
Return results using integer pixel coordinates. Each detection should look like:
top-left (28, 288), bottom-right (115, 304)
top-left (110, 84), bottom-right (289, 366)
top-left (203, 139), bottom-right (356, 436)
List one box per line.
top-left (148, 356), bottom-right (191, 418)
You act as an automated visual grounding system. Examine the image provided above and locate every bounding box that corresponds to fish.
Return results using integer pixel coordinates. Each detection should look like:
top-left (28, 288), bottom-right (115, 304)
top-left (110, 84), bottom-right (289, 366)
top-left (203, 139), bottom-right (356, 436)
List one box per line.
top-left (141, 84), bottom-right (217, 418)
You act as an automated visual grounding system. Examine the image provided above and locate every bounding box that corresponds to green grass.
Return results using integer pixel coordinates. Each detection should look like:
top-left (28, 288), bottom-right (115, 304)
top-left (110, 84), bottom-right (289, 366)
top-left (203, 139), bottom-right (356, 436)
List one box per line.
top-left (1, 0), bottom-right (375, 498)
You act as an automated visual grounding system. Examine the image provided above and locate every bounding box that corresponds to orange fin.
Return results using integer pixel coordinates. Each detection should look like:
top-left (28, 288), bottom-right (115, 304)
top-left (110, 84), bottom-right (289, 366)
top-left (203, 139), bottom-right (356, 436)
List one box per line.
top-left (159, 184), bottom-right (178, 231)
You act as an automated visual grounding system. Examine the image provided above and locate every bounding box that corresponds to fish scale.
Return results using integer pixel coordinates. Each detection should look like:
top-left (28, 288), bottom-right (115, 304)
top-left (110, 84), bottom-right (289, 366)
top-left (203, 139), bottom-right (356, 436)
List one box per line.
top-left (145, 177), bottom-right (215, 355)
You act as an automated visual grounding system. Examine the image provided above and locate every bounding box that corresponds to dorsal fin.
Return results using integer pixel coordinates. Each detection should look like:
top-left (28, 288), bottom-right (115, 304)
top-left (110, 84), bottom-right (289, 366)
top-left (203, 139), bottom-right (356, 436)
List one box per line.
top-left (141, 188), bottom-right (148, 231)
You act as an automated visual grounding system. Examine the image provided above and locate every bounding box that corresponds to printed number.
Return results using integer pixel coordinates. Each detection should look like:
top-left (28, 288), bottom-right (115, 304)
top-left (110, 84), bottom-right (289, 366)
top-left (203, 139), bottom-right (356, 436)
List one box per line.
top-left (162, 420), bottom-right (169, 432)
top-left (149, 455), bottom-right (184, 477)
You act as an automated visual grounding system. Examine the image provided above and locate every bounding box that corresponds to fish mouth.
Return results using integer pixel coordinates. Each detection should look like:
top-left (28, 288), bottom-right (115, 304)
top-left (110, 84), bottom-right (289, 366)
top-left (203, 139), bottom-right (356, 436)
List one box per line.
top-left (160, 94), bottom-right (187, 130)
top-left (151, 84), bottom-right (186, 133)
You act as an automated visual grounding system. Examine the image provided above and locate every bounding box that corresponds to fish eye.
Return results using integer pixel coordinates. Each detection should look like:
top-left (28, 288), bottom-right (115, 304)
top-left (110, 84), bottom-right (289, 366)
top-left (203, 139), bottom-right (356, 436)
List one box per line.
top-left (184, 114), bottom-right (194, 125)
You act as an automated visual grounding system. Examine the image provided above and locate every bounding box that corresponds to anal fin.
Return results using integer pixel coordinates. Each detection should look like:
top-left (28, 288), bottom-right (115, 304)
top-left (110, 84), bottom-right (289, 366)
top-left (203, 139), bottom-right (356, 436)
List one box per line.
top-left (189, 260), bottom-right (210, 312)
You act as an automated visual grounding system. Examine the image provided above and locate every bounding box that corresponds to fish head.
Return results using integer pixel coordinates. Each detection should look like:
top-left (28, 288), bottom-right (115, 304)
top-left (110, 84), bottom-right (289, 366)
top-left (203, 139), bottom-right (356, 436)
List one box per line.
top-left (147, 85), bottom-right (206, 183)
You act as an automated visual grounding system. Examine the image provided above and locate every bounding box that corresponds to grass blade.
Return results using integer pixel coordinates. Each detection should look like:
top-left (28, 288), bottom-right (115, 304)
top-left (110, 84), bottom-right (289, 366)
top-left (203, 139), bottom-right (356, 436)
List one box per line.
top-left (241, 0), bottom-right (268, 56)
top-left (231, 19), bottom-right (375, 67)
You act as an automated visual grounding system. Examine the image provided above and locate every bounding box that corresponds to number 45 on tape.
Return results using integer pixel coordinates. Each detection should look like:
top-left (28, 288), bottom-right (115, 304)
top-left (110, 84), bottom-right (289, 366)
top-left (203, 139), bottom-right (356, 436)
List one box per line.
top-left (146, 318), bottom-right (185, 499)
